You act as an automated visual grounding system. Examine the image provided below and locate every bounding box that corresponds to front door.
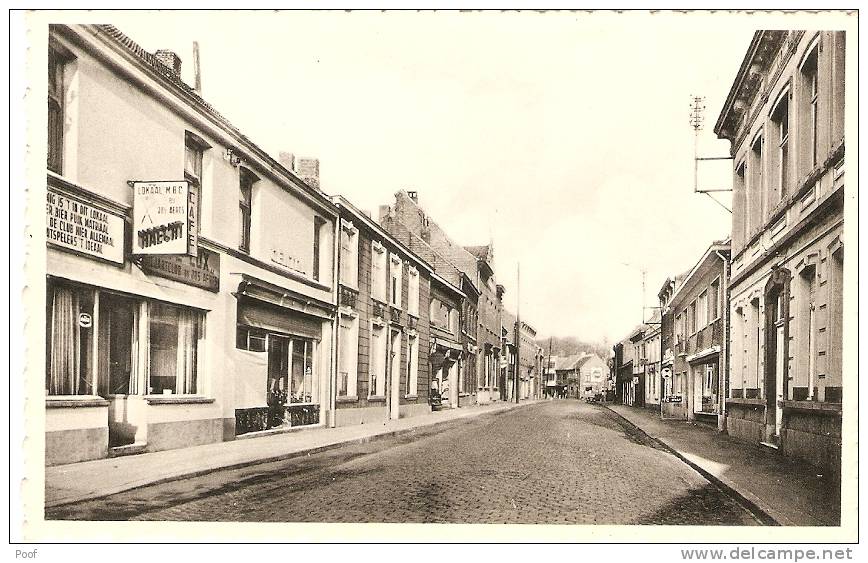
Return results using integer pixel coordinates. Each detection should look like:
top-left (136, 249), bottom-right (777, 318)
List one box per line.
top-left (388, 329), bottom-right (401, 420)
top-left (267, 335), bottom-right (290, 428)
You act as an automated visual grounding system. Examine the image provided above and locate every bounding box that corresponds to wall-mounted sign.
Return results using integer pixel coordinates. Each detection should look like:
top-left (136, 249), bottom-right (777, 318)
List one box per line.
top-left (271, 248), bottom-right (305, 275)
top-left (132, 181), bottom-right (189, 255)
top-left (665, 396), bottom-right (683, 403)
top-left (140, 247), bottom-right (220, 292)
top-left (46, 188), bottom-right (125, 265)
top-left (78, 312), bottom-right (92, 328)
top-left (187, 185), bottom-right (199, 257)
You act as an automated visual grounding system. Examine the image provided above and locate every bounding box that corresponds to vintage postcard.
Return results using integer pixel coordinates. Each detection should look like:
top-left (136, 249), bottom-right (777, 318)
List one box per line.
top-left (10, 7), bottom-right (859, 547)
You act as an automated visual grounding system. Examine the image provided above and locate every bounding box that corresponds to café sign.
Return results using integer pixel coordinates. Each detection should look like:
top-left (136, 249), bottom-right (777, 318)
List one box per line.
top-left (140, 247), bottom-right (220, 292)
top-left (132, 181), bottom-right (189, 255)
top-left (46, 188), bottom-right (125, 265)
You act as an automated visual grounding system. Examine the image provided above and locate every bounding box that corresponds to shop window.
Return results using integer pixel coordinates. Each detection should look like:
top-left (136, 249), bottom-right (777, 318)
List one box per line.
top-left (148, 302), bottom-right (202, 395)
top-left (290, 338), bottom-right (315, 403)
top-left (48, 47), bottom-right (68, 174)
top-left (407, 266), bottom-right (419, 316)
top-left (339, 220), bottom-right (359, 289)
top-left (236, 326), bottom-right (267, 352)
top-left (389, 253), bottom-right (403, 308)
top-left (338, 315), bottom-right (358, 397)
top-left (46, 282), bottom-right (94, 395)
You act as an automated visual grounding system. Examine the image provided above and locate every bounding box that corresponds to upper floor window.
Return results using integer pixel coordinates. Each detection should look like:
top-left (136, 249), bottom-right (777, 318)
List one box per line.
top-left (800, 46), bottom-right (820, 170)
top-left (238, 168), bottom-right (257, 253)
top-left (371, 241), bottom-right (387, 303)
top-left (407, 266), bottom-right (419, 316)
top-left (748, 134), bottom-right (764, 233)
top-left (710, 278), bottom-right (720, 321)
top-left (313, 216), bottom-right (327, 282)
top-left (770, 91), bottom-right (790, 201)
top-left (185, 133), bottom-right (209, 247)
top-left (389, 254), bottom-right (403, 308)
top-left (339, 220), bottom-right (359, 289)
top-left (48, 48), bottom-right (67, 174)
top-left (688, 301), bottom-right (697, 335)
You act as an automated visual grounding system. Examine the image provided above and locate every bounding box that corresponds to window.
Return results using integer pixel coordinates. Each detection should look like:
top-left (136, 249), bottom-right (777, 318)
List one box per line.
top-left (339, 221), bottom-right (359, 289)
top-left (771, 92), bottom-right (790, 201)
top-left (46, 282), bottom-right (94, 395)
top-left (800, 46), bottom-right (820, 170)
top-left (406, 334), bottom-right (419, 397)
top-left (748, 134), bottom-right (764, 233)
top-left (371, 241), bottom-right (387, 302)
top-left (798, 265), bottom-right (818, 400)
top-left (407, 266), bottom-right (420, 316)
top-left (236, 326), bottom-right (267, 352)
top-left (48, 48), bottom-right (66, 174)
top-left (697, 291), bottom-right (708, 329)
top-left (688, 301), bottom-right (697, 335)
top-left (312, 216), bottom-right (327, 282)
top-left (675, 312), bottom-right (684, 344)
top-left (338, 315), bottom-right (358, 397)
top-left (827, 248), bottom-right (843, 402)
top-left (239, 169), bottom-right (256, 253)
top-left (733, 161), bottom-right (747, 250)
top-left (185, 133), bottom-right (207, 250)
top-left (389, 254), bottom-right (402, 308)
top-left (148, 302), bottom-right (202, 395)
top-left (370, 324), bottom-right (387, 396)
top-left (710, 278), bottom-right (720, 321)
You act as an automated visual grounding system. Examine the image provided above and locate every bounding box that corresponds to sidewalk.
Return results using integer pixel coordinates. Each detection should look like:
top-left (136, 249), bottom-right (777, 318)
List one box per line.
top-left (606, 404), bottom-right (840, 526)
top-left (46, 400), bottom-right (538, 508)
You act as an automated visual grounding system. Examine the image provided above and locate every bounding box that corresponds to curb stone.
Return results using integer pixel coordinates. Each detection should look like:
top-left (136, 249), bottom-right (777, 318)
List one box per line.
top-left (601, 404), bottom-right (780, 526)
top-left (46, 401), bottom-right (537, 509)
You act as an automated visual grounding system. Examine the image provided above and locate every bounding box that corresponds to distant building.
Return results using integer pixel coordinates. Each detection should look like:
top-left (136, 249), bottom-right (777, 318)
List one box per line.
top-left (715, 31), bottom-right (845, 477)
top-left (576, 353), bottom-right (608, 400)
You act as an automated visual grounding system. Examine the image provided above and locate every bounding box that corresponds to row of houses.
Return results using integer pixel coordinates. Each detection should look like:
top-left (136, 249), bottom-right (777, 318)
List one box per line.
top-left (543, 353), bottom-right (608, 400)
top-left (43, 24), bottom-right (545, 466)
top-left (609, 30), bottom-right (846, 480)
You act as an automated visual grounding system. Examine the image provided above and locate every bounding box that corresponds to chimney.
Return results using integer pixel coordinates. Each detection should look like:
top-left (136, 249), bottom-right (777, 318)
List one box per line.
top-left (407, 190), bottom-right (418, 204)
top-left (192, 42), bottom-right (202, 93)
top-left (294, 157), bottom-right (320, 190)
top-left (278, 152), bottom-right (296, 172)
top-left (154, 50), bottom-right (182, 77)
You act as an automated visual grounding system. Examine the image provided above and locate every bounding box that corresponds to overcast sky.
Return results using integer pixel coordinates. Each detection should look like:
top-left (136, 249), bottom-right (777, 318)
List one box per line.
top-left (111, 11), bottom-right (758, 344)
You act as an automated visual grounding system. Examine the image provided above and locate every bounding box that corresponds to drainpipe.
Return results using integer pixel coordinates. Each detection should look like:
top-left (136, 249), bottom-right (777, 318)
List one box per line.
top-left (329, 215), bottom-right (340, 428)
top-left (715, 250), bottom-right (729, 433)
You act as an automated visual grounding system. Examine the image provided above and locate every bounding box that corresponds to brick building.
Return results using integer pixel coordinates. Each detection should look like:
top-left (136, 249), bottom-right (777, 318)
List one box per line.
top-left (715, 31), bottom-right (845, 477)
top-left (332, 196), bottom-right (436, 425)
top-left (380, 191), bottom-right (505, 404)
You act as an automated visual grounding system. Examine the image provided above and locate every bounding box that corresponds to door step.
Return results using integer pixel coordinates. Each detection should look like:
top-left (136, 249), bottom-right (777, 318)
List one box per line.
top-left (109, 442), bottom-right (148, 457)
top-left (759, 441), bottom-right (780, 451)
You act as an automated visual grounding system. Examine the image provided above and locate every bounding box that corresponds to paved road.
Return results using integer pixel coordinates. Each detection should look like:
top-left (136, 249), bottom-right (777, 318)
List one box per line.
top-left (47, 401), bottom-right (760, 524)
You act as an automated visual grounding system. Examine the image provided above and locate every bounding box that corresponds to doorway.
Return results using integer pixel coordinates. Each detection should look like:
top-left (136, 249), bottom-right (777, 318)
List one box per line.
top-left (763, 269), bottom-right (790, 445)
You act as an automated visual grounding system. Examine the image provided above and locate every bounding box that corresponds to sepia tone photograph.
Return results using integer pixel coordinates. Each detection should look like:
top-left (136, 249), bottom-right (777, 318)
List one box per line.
top-left (10, 6), bottom-right (857, 546)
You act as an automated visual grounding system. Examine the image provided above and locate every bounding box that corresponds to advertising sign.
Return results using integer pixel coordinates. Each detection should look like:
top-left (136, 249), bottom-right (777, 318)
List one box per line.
top-left (132, 181), bottom-right (189, 255)
top-left (140, 247), bottom-right (220, 292)
top-left (665, 395), bottom-right (683, 403)
top-left (46, 188), bottom-right (125, 265)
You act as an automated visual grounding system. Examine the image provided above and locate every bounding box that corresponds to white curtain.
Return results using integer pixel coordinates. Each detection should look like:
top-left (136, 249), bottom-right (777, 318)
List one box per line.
top-left (48, 286), bottom-right (79, 395)
top-left (176, 308), bottom-right (199, 394)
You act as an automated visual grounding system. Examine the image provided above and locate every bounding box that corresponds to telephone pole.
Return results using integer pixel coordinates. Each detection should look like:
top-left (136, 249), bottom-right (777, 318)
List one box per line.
top-left (514, 262), bottom-right (521, 404)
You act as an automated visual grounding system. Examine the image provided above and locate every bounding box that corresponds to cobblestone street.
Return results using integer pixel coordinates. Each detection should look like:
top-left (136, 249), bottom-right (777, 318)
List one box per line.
top-left (48, 401), bottom-right (760, 525)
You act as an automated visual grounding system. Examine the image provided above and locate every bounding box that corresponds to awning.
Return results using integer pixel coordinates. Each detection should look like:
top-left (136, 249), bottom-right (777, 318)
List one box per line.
top-left (686, 345), bottom-right (721, 364)
top-left (237, 298), bottom-right (323, 341)
top-left (235, 274), bottom-right (335, 320)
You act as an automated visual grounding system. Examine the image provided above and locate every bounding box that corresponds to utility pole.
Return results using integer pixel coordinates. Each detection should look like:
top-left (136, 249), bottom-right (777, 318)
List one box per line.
top-left (514, 262), bottom-right (521, 404)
